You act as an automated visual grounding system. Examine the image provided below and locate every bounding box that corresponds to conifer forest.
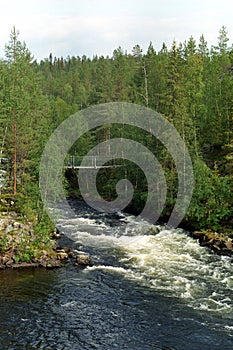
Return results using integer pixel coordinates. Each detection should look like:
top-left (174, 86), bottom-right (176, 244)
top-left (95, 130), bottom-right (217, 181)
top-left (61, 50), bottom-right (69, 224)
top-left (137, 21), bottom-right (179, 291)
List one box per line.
top-left (0, 26), bottom-right (232, 250)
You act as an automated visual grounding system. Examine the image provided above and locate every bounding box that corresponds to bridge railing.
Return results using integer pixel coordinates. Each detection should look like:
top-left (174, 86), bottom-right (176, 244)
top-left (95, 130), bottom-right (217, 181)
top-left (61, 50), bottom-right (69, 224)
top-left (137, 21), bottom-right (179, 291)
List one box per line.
top-left (65, 155), bottom-right (122, 168)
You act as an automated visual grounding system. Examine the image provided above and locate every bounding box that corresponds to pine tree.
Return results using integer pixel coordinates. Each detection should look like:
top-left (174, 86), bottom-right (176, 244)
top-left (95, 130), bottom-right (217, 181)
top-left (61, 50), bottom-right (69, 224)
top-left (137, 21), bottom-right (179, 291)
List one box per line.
top-left (3, 27), bottom-right (50, 199)
top-left (206, 27), bottom-right (233, 147)
top-left (198, 34), bottom-right (209, 58)
top-left (183, 37), bottom-right (205, 155)
top-left (112, 47), bottom-right (130, 101)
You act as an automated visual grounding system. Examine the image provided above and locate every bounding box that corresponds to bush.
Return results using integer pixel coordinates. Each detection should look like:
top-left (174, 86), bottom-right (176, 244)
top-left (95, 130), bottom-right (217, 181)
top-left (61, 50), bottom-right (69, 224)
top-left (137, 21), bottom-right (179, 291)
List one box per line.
top-left (185, 159), bottom-right (232, 231)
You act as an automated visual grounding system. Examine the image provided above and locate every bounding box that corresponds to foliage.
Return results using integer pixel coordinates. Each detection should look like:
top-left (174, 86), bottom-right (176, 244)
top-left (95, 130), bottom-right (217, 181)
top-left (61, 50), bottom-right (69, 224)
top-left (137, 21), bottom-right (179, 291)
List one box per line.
top-left (186, 159), bottom-right (232, 231)
top-left (0, 26), bottom-right (232, 241)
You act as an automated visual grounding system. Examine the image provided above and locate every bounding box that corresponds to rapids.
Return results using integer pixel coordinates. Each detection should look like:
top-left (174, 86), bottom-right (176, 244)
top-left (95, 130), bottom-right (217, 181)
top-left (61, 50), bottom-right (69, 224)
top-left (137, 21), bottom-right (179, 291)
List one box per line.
top-left (0, 199), bottom-right (232, 349)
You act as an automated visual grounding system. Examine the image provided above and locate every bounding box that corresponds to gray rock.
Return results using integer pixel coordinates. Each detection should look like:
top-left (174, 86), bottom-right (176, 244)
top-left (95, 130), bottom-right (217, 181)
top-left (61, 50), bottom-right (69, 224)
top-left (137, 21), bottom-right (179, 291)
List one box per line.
top-left (225, 240), bottom-right (233, 250)
top-left (57, 251), bottom-right (69, 260)
top-left (75, 252), bottom-right (91, 266)
top-left (13, 222), bottom-right (21, 229)
top-left (5, 225), bottom-right (13, 233)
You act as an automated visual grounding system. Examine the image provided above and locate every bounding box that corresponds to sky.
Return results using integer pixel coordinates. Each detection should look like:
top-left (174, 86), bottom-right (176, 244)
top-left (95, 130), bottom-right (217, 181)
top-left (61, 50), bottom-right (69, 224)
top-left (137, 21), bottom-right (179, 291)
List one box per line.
top-left (0, 0), bottom-right (232, 61)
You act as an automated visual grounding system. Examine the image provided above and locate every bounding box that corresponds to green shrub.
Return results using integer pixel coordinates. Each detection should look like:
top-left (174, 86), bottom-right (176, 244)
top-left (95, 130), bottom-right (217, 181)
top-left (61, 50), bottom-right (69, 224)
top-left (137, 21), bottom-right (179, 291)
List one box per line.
top-left (186, 159), bottom-right (232, 231)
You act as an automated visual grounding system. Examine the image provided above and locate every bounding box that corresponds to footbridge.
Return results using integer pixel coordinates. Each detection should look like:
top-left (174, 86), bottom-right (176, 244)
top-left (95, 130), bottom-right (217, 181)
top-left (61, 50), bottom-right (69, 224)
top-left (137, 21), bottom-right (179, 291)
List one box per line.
top-left (64, 156), bottom-right (123, 169)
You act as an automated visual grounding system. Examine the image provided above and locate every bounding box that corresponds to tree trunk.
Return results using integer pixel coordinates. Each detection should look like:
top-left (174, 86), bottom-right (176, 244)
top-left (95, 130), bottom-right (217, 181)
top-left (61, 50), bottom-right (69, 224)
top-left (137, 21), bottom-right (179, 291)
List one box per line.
top-left (13, 121), bottom-right (17, 195)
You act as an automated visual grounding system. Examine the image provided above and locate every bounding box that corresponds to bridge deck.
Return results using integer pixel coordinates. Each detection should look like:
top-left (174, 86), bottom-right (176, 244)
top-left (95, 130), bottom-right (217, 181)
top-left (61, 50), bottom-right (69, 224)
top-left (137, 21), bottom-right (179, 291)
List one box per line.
top-left (64, 156), bottom-right (123, 169)
top-left (65, 165), bottom-right (122, 169)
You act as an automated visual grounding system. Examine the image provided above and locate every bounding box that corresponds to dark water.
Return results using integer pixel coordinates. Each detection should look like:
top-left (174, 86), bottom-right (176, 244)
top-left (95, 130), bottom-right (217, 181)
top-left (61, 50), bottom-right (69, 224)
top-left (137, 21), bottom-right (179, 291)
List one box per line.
top-left (0, 200), bottom-right (232, 350)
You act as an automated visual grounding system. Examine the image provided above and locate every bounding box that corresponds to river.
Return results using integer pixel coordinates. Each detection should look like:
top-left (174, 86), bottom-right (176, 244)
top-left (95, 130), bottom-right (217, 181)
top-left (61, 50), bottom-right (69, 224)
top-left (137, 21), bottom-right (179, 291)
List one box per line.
top-left (0, 199), bottom-right (232, 349)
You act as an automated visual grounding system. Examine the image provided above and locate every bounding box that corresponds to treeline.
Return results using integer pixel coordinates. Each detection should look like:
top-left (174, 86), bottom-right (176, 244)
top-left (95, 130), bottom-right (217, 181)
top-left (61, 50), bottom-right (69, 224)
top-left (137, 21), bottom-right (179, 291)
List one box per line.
top-left (0, 27), bottom-right (232, 233)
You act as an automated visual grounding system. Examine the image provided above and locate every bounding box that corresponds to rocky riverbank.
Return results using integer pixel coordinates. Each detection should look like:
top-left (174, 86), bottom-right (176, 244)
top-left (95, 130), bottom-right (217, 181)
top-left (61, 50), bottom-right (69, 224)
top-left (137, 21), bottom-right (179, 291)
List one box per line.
top-left (191, 230), bottom-right (233, 256)
top-left (0, 212), bottom-right (91, 269)
top-left (1, 207), bottom-right (232, 270)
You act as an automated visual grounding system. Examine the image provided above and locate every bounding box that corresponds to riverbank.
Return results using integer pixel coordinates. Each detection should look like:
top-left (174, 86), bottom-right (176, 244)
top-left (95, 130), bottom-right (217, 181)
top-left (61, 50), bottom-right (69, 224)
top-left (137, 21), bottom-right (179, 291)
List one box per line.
top-left (191, 230), bottom-right (233, 256)
top-left (0, 210), bottom-right (92, 269)
top-left (0, 211), bottom-right (68, 269)
top-left (1, 201), bottom-right (232, 270)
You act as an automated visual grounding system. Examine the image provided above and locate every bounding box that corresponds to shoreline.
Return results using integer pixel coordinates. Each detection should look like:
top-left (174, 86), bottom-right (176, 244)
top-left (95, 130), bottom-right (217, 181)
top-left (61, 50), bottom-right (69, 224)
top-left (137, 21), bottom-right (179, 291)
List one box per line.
top-left (0, 201), bottom-right (232, 270)
top-left (190, 230), bottom-right (233, 257)
top-left (0, 211), bottom-right (86, 270)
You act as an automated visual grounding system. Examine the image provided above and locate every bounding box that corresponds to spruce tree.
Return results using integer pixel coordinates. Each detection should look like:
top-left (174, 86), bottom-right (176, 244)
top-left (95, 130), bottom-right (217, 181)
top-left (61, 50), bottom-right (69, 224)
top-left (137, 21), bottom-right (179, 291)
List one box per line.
top-left (3, 28), bottom-right (50, 209)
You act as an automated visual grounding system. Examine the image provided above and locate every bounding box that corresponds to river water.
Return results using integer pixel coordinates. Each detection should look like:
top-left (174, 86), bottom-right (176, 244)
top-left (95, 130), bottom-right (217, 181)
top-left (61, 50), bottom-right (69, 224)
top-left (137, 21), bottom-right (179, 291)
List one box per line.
top-left (0, 199), bottom-right (232, 350)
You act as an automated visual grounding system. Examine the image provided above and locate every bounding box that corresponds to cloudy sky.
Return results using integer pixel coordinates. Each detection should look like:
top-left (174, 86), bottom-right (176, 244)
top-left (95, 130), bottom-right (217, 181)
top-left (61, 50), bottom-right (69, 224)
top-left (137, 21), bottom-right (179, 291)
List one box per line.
top-left (0, 0), bottom-right (232, 61)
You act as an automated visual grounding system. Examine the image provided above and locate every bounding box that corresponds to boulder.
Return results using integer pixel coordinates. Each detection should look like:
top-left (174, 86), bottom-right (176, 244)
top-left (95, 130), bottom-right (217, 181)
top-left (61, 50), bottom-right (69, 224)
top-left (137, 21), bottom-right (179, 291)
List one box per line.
top-left (52, 230), bottom-right (61, 239)
top-left (75, 252), bottom-right (91, 266)
top-left (213, 243), bottom-right (221, 251)
top-left (64, 247), bottom-right (74, 258)
top-left (225, 240), bottom-right (233, 251)
top-left (56, 249), bottom-right (69, 260)
top-left (192, 231), bottom-right (205, 240)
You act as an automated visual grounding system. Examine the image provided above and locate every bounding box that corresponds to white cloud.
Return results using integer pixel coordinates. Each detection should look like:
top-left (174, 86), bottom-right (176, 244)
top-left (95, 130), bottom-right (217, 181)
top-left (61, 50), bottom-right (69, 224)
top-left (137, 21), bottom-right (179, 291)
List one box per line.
top-left (0, 0), bottom-right (232, 60)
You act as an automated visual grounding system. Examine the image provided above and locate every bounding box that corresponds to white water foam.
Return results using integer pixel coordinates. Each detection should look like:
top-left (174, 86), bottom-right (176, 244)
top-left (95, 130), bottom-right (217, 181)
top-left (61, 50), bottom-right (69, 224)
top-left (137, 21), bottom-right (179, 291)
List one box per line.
top-left (59, 210), bottom-right (233, 317)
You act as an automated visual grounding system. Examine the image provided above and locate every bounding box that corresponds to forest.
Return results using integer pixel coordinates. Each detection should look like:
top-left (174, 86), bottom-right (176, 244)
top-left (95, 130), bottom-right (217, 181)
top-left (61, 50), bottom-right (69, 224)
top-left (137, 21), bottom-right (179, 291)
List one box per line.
top-left (0, 26), bottom-right (232, 259)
